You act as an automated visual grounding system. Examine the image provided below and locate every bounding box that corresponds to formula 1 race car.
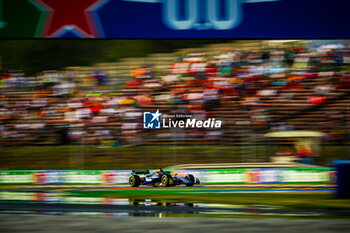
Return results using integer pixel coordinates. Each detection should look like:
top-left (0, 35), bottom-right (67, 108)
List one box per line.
top-left (129, 169), bottom-right (200, 187)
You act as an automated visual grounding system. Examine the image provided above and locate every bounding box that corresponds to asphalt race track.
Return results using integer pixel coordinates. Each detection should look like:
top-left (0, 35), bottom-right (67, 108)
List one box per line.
top-left (1, 215), bottom-right (350, 233)
top-left (0, 185), bottom-right (349, 233)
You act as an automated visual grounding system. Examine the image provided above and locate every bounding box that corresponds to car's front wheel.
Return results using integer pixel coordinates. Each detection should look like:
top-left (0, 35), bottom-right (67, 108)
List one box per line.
top-left (129, 175), bottom-right (141, 187)
top-left (161, 174), bottom-right (172, 187)
top-left (185, 174), bottom-right (195, 186)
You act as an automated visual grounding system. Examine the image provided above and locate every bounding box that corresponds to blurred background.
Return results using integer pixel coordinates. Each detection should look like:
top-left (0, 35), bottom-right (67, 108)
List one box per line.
top-left (1, 39), bottom-right (350, 170)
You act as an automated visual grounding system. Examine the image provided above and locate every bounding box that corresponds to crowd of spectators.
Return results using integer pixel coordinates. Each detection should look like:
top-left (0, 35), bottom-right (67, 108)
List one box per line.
top-left (1, 43), bottom-right (350, 147)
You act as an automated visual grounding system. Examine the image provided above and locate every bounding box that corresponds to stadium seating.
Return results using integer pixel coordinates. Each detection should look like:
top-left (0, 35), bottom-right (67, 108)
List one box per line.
top-left (1, 41), bottom-right (349, 147)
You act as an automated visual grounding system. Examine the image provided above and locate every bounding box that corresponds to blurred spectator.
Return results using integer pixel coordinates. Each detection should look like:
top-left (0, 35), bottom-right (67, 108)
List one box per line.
top-left (1, 42), bottom-right (350, 147)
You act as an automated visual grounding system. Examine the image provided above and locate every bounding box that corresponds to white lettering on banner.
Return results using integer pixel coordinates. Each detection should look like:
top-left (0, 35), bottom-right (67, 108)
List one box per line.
top-left (205, 171), bottom-right (247, 183)
top-left (281, 171), bottom-right (329, 183)
top-left (44, 172), bottom-right (61, 184)
top-left (114, 171), bottom-right (131, 184)
top-left (65, 173), bottom-right (101, 184)
top-left (0, 174), bottom-right (33, 183)
top-left (259, 169), bottom-right (280, 183)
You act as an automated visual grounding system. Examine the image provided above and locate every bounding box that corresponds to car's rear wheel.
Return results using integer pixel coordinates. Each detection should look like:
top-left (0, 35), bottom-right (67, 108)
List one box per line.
top-left (161, 174), bottom-right (172, 187)
top-left (129, 175), bottom-right (141, 187)
top-left (185, 174), bottom-right (195, 186)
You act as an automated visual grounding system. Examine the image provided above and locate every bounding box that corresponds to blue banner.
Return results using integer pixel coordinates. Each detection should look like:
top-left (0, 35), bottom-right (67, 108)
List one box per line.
top-left (0, 0), bottom-right (349, 38)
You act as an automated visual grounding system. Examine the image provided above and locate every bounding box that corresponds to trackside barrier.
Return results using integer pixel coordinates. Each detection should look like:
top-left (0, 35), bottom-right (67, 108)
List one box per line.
top-left (0, 168), bottom-right (335, 185)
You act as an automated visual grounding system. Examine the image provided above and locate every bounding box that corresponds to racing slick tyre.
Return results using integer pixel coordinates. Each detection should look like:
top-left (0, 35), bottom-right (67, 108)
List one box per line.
top-left (185, 174), bottom-right (195, 186)
top-left (161, 174), bottom-right (172, 187)
top-left (129, 175), bottom-right (141, 187)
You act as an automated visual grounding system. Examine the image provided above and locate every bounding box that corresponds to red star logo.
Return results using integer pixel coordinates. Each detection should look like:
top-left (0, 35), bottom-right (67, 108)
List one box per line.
top-left (34, 0), bottom-right (107, 38)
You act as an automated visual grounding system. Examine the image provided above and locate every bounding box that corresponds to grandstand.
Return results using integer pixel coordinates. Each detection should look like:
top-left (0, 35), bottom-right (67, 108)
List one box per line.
top-left (0, 40), bottom-right (349, 150)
